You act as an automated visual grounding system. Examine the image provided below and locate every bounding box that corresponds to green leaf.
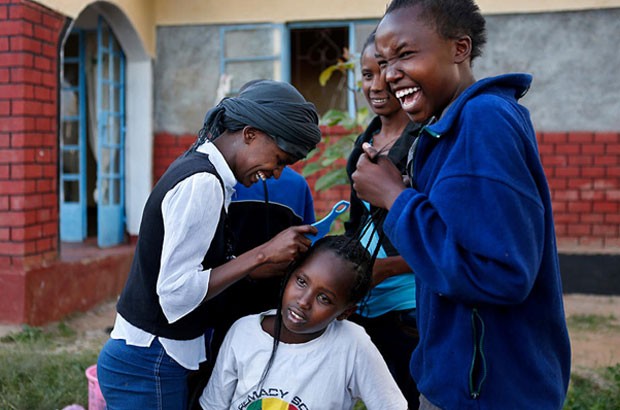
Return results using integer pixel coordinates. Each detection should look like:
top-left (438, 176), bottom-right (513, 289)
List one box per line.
top-left (315, 169), bottom-right (349, 191)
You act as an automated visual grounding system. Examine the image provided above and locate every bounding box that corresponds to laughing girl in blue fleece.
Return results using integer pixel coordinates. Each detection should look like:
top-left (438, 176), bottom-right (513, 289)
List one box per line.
top-left (351, 0), bottom-right (571, 409)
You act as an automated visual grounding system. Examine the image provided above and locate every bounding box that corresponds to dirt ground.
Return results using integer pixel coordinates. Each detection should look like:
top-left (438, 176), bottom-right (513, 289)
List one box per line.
top-left (3, 293), bottom-right (620, 374)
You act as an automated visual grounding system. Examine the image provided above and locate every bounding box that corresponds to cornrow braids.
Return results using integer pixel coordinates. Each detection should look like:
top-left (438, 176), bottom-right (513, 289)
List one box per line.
top-left (385, 0), bottom-right (487, 62)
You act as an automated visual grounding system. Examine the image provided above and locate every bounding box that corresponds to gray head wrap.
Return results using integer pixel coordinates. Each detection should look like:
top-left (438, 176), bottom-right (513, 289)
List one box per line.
top-left (197, 80), bottom-right (321, 161)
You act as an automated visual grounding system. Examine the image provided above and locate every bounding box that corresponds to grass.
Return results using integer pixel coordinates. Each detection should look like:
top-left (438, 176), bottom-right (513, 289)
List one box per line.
top-left (1, 314), bottom-right (620, 410)
top-left (0, 324), bottom-right (99, 410)
top-left (566, 314), bottom-right (619, 332)
top-left (564, 364), bottom-right (620, 410)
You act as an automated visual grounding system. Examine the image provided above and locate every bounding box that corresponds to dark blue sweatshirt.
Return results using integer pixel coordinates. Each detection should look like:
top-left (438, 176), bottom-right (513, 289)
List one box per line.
top-left (384, 74), bottom-right (571, 409)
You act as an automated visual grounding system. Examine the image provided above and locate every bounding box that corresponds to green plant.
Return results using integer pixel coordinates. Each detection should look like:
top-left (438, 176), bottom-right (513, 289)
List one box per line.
top-left (303, 51), bottom-right (370, 192)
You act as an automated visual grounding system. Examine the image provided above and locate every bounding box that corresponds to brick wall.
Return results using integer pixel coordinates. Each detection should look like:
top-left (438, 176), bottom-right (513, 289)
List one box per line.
top-left (539, 131), bottom-right (620, 251)
top-left (153, 129), bottom-right (620, 252)
top-left (0, 0), bottom-right (66, 269)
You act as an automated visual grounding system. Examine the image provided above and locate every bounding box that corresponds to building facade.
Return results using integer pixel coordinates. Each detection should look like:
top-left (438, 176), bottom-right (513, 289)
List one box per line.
top-left (1, 0), bottom-right (619, 324)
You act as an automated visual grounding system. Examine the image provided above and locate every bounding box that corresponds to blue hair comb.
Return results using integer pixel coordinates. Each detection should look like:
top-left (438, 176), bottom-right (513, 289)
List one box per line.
top-left (305, 200), bottom-right (350, 245)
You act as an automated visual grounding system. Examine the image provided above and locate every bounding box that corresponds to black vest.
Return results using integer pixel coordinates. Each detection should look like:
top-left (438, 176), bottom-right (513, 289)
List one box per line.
top-left (117, 151), bottom-right (233, 340)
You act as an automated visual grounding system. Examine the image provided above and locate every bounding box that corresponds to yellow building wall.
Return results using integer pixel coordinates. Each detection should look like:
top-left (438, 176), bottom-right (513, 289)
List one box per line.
top-left (155, 0), bottom-right (620, 25)
top-left (36, 0), bottom-right (156, 56)
top-left (35, 0), bottom-right (620, 57)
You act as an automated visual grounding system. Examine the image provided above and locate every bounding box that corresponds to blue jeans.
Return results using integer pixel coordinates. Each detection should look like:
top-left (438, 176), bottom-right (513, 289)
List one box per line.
top-left (97, 338), bottom-right (190, 410)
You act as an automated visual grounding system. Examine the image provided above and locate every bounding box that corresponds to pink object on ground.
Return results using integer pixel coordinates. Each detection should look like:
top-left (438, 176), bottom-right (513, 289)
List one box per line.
top-left (85, 364), bottom-right (106, 410)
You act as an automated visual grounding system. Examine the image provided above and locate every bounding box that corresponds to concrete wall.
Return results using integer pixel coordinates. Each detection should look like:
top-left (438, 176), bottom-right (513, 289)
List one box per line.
top-left (154, 9), bottom-right (620, 134)
top-left (475, 8), bottom-right (620, 132)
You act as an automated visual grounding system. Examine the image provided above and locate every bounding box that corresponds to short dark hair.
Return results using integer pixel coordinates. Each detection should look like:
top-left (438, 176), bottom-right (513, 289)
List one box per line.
top-left (385, 0), bottom-right (487, 61)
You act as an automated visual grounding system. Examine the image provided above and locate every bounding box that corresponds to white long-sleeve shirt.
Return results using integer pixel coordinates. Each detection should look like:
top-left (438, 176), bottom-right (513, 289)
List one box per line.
top-left (111, 141), bottom-right (237, 370)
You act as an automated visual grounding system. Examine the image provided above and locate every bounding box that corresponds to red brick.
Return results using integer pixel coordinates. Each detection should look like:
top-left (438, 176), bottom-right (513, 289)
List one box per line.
top-left (0, 52), bottom-right (34, 68)
top-left (555, 144), bottom-right (580, 155)
top-left (553, 224), bottom-right (567, 236)
top-left (593, 155), bottom-right (618, 166)
top-left (553, 190), bottom-right (578, 201)
top-left (593, 202), bottom-right (619, 213)
top-left (40, 43), bottom-right (56, 58)
top-left (0, 116), bottom-right (37, 132)
top-left (606, 190), bottom-right (620, 201)
top-left (42, 13), bottom-right (64, 30)
top-left (593, 179), bottom-right (614, 189)
top-left (593, 132), bottom-right (619, 143)
top-left (10, 67), bottom-right (43, 84)
top-left (537, 144), bottom-right (554, 155)
top-left (567, 201), bottom-right (592, 213)
top-left (9, 36), bottom-right (42, 54)
top-left (10, 225), bottom-right (43, 241)
top-left (555, 167), bottom-right (580, 178)
top-left (0, 100), bottom-right (9, 115)
top-left (0, 20), bottom-right (30, 36)
top-left (36, 236), bottom-right (53, 252)
top-left (540, 155), bottom-right (567, 167)
top-left (35, 178), bottom-right (53, 192)
top-left (11, 99), bottom-right (43, 115)
top-left (567, 224), bottom-right (591, 236)
top-left (34, 117), bottom-right (52, 131)
top-left (0, 83), bottom-right (24, 98)
top-left (10, 164), bottom-right (43, 179)
top-left (9, 4), bottom-right (42, 24)
top-left (540, 132), bottom-right (567, 144)
top-left (581, 144), bottom-right (606, 155)
top-left (607, 167), bottom-right (620, 177)
top-left (581, 166), bottom-right (606, 178)
top-left (0, 240), bottom-right (37, 255)
top-left (579, 190), bottom-right (605, 201)
top-left (592, 225), bottom-right (618, 237)
top-left (0, 209), bottom-right (37, 226)
top-left (11, 132), bottom-right (42, 147)
top-left (0, 179), bottom-right (37, 194)
top-left (33, 24), bottom-right (54, 43)
top-left (605, 213), bottom-right (620, 224)
top-left (551, 201), bottom-right (567, 213)
top-left (39, 164), bottom-right (54, 178)
top-left (547, 177), bottom-right (567, 190)
top-left (567, 131), bottom-right (594, 144)
top-left (0, 37), bottom-right (8, 52)
top-left (0, 227), bottom-right (9, 241)
top-left (0, 67), bottom-right (8, 82)
top-left (580, 213), bottom-right (604, 223)
top-left (0, 164), bottom-right (8, 178)
top-left (33, 55), bottom-right (52, 72)
top-left (567, 155), bottom-right (593, 166)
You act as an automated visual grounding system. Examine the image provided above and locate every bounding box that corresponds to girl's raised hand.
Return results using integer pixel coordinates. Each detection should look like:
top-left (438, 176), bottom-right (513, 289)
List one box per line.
top-left (352, 143), bottom-right (406, 210)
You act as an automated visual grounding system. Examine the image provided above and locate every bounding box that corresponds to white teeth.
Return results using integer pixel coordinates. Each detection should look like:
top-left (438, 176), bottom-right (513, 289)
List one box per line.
top-left (290, 309), bottom-right (303, 321)
top-left (371, 98), bottom-right (387, 104)
top-left (395, 87), bottom-right (420, 99)
top-left (256, 171), bottom-right (266, 181)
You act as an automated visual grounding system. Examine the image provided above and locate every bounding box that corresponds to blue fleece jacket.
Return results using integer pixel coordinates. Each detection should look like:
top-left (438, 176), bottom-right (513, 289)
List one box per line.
top-left (383, 74), bottom-right (571, 409)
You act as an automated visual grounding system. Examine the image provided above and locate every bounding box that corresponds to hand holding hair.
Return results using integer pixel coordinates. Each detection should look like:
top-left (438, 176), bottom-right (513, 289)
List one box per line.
top-left (352, 143), bottom-right (406, 210)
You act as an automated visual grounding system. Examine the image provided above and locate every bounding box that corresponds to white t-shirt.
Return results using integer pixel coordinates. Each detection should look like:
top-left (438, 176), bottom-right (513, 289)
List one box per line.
top-left (199, 310), bottom-right (407, 410)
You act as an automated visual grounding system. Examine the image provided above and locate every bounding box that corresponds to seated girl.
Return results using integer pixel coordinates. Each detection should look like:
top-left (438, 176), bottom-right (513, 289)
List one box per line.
top-left (199, 235), bottom-right (407, 410)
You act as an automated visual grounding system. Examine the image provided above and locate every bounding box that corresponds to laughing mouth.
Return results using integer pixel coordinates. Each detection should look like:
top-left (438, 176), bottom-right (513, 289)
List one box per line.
top-left (395, 87), bottom-right (421, 108)
top-left (256, 171), bottom-right (266, 181)
top-left (371, 98), bottom-right (387, 104)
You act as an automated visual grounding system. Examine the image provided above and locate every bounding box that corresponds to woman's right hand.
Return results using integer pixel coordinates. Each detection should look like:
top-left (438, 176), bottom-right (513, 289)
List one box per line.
top-left (260, 225), bottom-right (317, 264)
